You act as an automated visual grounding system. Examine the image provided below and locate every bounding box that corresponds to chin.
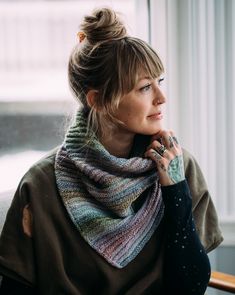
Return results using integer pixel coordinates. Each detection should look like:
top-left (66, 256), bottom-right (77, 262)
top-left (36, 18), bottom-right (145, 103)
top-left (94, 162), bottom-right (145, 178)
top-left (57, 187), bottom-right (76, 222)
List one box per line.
top-left (147, 124), bottom-right (164, 135)
top-left (129, 122), bottom-right (164, 136)
top-left (139, 127), bottom-right (164, 136)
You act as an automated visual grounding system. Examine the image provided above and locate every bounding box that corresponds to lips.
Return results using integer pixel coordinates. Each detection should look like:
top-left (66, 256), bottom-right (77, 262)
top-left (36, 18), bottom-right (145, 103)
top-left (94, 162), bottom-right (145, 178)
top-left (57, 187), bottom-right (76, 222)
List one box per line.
top-left (148, 112), bottom-right (163, 120)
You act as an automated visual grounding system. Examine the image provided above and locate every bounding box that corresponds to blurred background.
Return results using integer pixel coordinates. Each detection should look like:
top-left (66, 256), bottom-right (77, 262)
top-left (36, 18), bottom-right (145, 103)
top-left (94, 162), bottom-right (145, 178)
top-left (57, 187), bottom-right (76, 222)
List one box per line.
top-left (0, 1), bottom-right (234, 294)
top-left (0, 0), bottom-right (145, 192)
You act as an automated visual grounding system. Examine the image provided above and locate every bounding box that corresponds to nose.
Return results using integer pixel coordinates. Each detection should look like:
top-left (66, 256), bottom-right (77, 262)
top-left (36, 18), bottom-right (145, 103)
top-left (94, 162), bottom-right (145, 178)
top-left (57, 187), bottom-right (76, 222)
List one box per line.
top-left (153, 84), bottom-right (166, 105)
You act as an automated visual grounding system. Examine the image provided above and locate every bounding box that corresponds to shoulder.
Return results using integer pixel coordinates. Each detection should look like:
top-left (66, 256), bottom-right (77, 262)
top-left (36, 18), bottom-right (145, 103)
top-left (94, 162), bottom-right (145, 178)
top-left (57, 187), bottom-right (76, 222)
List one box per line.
top-left (182, 148), bottom-right (209, 206)
top-left (16, 147), bottom-right (59, 197)
top-left (29, 146), bottom-right (58, 172)
top-left (23, 147), bottom-right (58, 182)
top-left (182, 148), bottom-right (223, 250)
top-left (182, 148), bottom-right (197, 169)
top-left (12, 147), bottom-right (62, 218)
top-left (182, 148), bottom-right (205, 184)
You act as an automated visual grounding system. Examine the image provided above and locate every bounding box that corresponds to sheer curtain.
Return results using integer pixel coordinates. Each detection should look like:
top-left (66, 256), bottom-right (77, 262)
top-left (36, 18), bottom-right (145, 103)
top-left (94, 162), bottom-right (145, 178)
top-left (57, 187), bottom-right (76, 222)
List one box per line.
top-left (149, 0), bottom-right (235, 245)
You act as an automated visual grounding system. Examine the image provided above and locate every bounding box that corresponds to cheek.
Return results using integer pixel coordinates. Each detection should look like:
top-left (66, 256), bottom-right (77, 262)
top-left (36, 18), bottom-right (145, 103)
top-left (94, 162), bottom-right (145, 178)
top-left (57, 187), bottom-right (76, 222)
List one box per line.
top-left (115, 100), bottom-right (147, 125)
top-left (120, 112), bottom-right (133, 125)
top-left (125, 111), bottom-right (146, 128)
top-left (116, 105), bottom-right (133, 121)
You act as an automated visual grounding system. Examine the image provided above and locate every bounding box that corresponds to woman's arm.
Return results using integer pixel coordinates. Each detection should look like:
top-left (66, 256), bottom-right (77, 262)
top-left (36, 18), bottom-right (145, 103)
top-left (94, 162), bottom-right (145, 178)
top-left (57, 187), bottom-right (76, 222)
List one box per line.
top-left (145, 130), bottom-right (210, 294)
top-left (162, 180), bottom-right (210, 295)
top-left (0, 276), bottom-right (35, 295)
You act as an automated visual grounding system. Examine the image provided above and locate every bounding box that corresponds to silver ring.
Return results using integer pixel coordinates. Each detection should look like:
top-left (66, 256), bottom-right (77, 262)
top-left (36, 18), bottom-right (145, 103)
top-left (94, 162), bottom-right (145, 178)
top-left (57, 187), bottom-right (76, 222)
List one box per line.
top-left (157, 145), bottom-right (167, 156)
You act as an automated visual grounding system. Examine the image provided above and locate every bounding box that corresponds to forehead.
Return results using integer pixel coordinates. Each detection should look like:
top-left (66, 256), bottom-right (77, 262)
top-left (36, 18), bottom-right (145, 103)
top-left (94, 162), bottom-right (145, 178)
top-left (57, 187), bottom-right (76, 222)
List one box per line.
top-left (135, 71), bottom-right (157, 84)
top-left (137, 76), bottom-right (152, 83)
top-left (135, 66), bottom-right (162, 82)
top-left (134, 70), bottom-right (148, 84)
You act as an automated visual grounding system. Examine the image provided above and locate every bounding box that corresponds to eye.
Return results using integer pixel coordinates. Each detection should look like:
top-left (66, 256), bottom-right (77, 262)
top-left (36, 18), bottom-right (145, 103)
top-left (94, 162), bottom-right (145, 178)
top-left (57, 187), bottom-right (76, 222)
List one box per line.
top-left (158, 77), bottom-right (164, 86)
top-left (139, 83), bottom-right (152, 92)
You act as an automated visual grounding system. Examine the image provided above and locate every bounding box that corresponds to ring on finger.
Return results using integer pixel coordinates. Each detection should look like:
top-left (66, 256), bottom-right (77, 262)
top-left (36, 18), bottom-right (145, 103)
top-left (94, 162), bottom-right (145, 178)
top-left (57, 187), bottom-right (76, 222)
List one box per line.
top-left (157, 145), bottom-right (167, 156)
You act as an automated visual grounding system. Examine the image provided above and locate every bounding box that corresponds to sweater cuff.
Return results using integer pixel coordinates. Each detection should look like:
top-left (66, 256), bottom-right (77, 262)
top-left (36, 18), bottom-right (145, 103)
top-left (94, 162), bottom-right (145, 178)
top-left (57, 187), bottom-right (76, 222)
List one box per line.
top-left (161, 180), bottom-right (192, 219)
top-left (161, 179), bottom-right (190, 200)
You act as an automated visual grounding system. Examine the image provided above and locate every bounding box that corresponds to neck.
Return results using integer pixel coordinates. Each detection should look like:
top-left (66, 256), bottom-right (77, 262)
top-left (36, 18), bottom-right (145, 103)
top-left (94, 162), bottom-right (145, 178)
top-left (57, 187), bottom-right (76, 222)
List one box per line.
top-left (100, 128), bottom-right (135, 158)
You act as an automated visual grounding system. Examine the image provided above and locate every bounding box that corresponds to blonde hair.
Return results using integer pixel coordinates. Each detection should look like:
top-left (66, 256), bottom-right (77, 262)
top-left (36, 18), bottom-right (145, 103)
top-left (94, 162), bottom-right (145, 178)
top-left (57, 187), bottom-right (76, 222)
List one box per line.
top-left (68, 7), bottom-right (164, 137)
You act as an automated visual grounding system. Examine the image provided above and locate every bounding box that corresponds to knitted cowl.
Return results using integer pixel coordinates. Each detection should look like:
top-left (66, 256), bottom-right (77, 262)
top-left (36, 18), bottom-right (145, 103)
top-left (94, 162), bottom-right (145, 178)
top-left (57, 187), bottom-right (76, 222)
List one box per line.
top-left (55, 108), bottom-right (164, 268)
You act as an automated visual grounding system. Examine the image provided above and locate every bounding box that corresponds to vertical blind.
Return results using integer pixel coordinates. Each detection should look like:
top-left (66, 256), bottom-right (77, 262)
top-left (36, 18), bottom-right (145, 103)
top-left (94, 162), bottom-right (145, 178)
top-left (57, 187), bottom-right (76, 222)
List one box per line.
top-left (150, 0), bottom-right (235, 226)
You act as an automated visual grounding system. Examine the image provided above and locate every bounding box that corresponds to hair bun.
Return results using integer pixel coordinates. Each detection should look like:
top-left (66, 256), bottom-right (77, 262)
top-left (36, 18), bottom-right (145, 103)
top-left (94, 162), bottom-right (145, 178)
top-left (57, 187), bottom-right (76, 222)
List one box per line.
top-left (80, 8), bottom-right (127, 44)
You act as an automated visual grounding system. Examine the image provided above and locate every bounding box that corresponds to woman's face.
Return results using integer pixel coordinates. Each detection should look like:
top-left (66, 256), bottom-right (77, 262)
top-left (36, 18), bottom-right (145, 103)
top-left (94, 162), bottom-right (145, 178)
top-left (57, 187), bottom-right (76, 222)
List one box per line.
top-left (113, 75), bottom-right (166, 136)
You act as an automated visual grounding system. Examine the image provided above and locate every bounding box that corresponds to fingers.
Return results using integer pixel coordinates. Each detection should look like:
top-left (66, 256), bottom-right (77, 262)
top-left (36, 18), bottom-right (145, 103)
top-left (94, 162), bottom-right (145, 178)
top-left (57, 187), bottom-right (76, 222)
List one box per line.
top-left (150, 130), bottom-right (179, 147)
top-left (158, 130), bottom-right (177, 149)
top-left (148, 140), bottom-right (173, 161)
top-left (148, 130), bottom-right (181, 155)
top-left (145, 148), bottom-right (167, 174)
top-left (145, 130), bottom-right (184, 186)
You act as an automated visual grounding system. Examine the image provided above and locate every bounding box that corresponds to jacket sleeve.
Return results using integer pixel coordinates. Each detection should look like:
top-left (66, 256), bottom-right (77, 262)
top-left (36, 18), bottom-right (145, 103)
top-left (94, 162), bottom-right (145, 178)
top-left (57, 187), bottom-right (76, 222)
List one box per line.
top-left (183, 148), bottom-right (223, 252)
top-left (0, 179), bottom-right (36, 287)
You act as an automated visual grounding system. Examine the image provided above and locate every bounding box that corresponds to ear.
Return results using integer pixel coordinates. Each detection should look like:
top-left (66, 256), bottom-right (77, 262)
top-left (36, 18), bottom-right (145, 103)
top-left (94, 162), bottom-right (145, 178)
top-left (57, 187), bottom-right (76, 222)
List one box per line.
top-left (86, 90), bottom-right (99, 109)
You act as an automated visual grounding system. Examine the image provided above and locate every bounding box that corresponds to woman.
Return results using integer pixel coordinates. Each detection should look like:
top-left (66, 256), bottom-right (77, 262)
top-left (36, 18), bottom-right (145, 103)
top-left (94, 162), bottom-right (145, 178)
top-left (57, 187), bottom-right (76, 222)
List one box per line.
top-left (0, 8), bottom-right (223, 295)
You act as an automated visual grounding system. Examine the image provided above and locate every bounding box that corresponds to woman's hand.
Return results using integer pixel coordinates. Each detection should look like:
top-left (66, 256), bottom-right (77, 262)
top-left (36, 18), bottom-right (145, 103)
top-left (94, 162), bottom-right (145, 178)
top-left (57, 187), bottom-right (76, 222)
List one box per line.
top-left (145, 130), bottom-right (185, 186)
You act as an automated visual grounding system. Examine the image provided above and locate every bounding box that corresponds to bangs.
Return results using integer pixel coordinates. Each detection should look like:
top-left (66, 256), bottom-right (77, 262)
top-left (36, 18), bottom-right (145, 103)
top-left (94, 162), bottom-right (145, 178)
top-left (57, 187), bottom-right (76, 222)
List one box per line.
top-left (118, 37), bottom-right (164, 95)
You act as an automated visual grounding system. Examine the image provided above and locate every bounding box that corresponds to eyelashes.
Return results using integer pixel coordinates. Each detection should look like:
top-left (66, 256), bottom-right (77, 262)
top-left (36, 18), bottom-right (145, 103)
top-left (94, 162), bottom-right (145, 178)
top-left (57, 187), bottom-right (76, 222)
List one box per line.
top-left (139, 77), bottom-right (165, 92)
top-left (158, 77), bottom-right (164, 86)
top-left (140, 84), bottom-right (151, 92)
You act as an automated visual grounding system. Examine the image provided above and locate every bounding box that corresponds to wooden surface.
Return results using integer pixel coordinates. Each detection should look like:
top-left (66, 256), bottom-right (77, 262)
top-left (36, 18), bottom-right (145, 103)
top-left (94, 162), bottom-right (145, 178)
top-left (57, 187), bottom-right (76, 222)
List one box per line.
top-left (209, 271), bottom-right (235, 293)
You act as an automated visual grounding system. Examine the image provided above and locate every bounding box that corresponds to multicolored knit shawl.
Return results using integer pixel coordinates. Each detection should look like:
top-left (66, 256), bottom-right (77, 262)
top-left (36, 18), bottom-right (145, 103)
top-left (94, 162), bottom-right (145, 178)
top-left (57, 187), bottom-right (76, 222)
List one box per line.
top-left (55, 109), bottom-right (164, 268)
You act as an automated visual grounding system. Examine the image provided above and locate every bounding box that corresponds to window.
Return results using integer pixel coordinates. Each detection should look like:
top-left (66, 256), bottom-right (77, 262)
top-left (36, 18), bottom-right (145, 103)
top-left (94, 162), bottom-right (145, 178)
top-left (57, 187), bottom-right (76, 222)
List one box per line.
top-left (0, 0), bottom-right (149, 193)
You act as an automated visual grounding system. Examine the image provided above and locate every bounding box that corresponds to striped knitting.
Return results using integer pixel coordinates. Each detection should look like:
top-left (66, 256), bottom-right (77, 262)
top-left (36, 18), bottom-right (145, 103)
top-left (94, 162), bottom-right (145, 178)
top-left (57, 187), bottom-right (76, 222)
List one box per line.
top-left (55, 108), bottom-right (164, 268)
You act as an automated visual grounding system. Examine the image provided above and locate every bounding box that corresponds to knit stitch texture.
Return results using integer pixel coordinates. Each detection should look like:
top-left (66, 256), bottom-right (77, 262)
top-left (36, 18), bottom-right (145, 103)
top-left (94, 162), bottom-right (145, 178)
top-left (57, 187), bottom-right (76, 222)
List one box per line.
top-left (55, 109), bottom-right (164, 268)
